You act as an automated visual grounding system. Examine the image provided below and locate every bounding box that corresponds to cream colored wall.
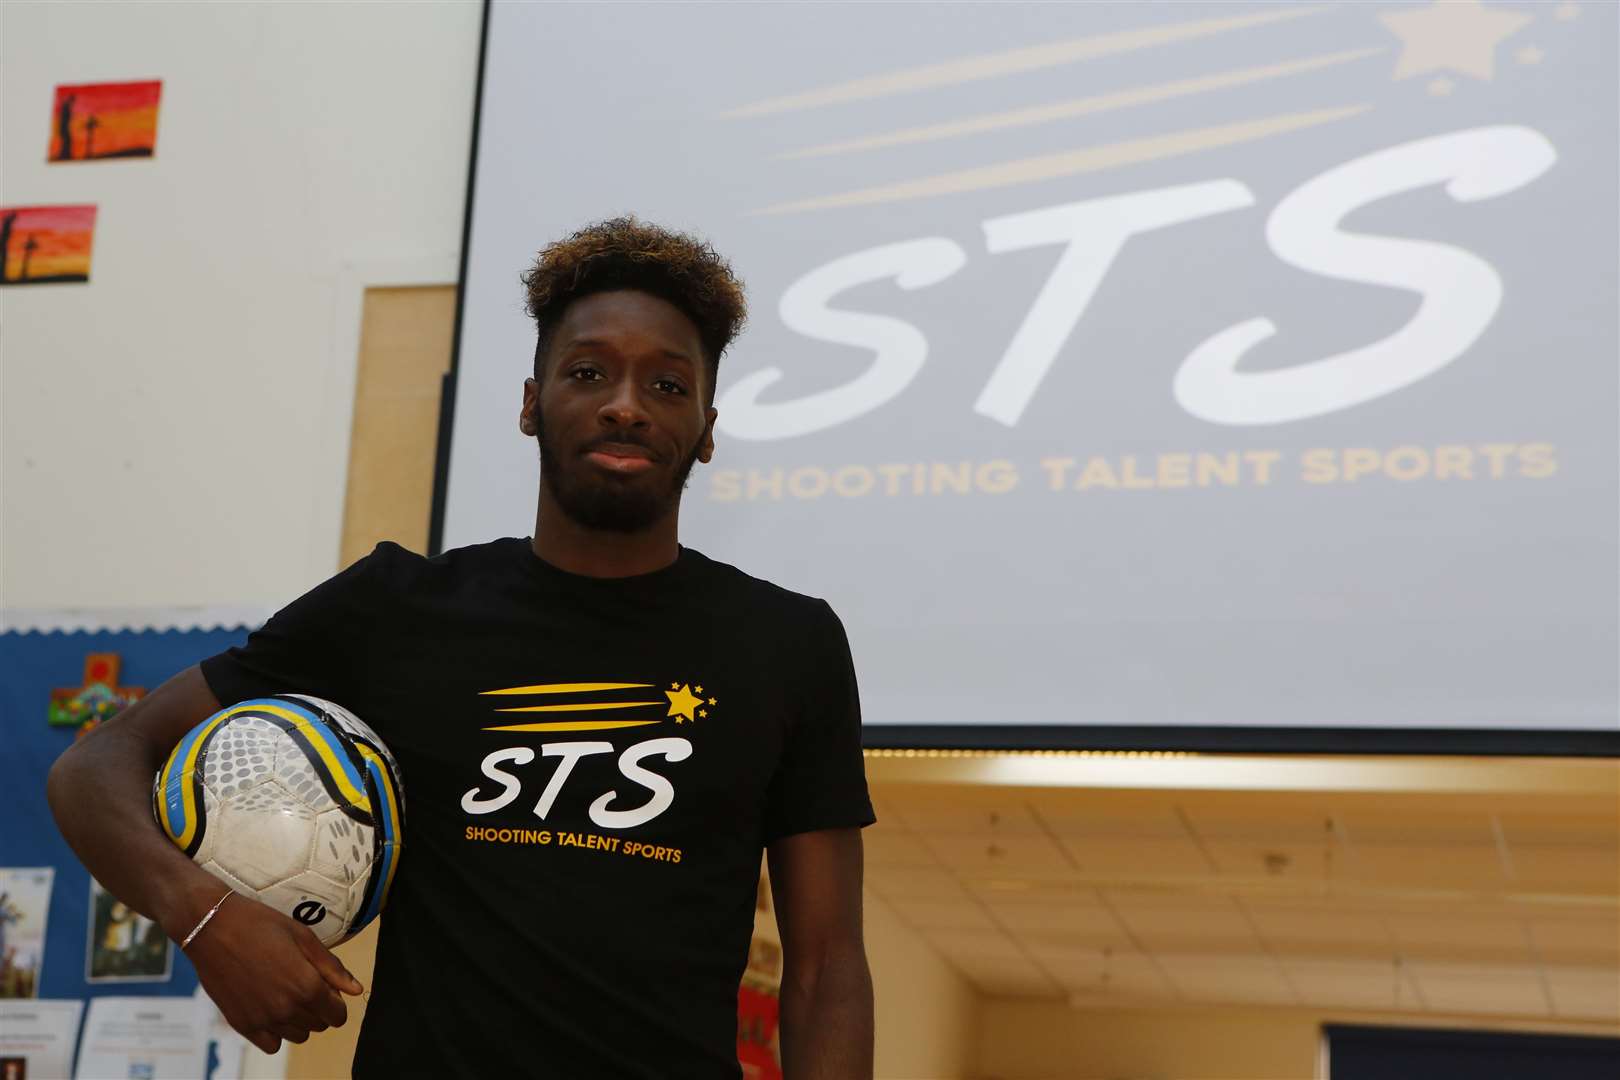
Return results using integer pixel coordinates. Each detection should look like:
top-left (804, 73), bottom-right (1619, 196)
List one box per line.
top-left (976, 1000), bottom-right (1620, 1080)
top-left (868, 891), bottom-right (980, 1079)
top-left (980, 1002), bottom-right (1315, 1080)
top-left (338, 286), bottom-right (457, 566)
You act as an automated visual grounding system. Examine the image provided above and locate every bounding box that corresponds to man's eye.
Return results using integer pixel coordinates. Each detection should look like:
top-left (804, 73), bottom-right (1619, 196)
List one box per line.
top-left (570, 367), bottom-right (603, 381)
top-left (655, 379), bottom-right (687, 395)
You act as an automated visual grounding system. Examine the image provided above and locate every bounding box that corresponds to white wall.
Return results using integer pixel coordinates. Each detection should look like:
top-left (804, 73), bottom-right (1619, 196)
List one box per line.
top-left (0, 0), bottom-right (479, 614)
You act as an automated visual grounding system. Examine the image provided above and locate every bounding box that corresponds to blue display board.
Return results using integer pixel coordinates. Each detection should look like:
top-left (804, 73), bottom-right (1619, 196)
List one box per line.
top-left (0, 626), bottom-right (248, 1002)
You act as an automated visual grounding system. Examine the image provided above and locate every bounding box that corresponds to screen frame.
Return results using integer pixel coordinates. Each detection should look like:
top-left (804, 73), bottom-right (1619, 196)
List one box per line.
top-left (863, 724), bottom-right (1619, 757)
top-left (428, 0), bottom-right (1618, 759)
top-left (1323, 1023), bottom-right (1620, 1079)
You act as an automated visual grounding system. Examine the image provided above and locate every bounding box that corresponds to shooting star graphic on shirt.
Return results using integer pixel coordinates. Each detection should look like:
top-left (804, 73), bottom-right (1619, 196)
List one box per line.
top-left (479, 680), bottom-right (716, 731)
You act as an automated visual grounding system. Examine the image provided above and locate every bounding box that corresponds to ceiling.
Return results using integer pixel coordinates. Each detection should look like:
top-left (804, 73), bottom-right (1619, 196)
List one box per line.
top-left (863, 752), bottom-right (1620, 1024)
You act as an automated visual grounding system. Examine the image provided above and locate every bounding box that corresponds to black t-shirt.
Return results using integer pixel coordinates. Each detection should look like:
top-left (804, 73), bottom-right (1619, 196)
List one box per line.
top-left (199, 539), bottom-right (874, 1079)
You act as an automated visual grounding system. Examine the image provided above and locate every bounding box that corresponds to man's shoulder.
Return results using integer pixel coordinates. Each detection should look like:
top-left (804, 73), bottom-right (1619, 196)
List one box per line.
top-left (357, 537), bottom-right (525, 585)
top-left (682, 548), bottom-right (838, 625)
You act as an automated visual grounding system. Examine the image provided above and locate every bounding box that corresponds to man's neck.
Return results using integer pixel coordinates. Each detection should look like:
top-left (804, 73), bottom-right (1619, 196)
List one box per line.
top-left (530, 489), bottom-right (682, 579)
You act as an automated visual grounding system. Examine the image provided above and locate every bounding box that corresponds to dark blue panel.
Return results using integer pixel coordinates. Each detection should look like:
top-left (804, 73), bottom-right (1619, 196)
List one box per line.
top-left (1326, 1023), bottom-right (1620, 1080)
top-left (1, 625), bottom-right (251, 1001)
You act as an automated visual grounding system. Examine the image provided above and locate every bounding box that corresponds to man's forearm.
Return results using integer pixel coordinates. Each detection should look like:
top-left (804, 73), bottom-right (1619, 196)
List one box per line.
top-left (47, 677), bottom-right (226, 939)
top-left (777, 950), bottom-right (874, 1080)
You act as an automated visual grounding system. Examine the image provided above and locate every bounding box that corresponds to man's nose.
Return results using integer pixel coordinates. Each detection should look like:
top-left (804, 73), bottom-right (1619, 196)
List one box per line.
top-left (598, 380), bottom-right (651, 428)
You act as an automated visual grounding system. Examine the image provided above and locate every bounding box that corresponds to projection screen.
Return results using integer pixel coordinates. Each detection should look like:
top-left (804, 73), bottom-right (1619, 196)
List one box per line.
top-left (437, 1), bottom-right (1618, 752)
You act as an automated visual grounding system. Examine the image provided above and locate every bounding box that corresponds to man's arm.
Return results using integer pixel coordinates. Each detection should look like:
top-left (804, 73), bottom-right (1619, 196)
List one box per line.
top-left (49, 667), bottom-right (228, 938)
top-left (47, 665), bottom-right (362, 1054)
top-left (766, 827), bottom-right (874, 1080)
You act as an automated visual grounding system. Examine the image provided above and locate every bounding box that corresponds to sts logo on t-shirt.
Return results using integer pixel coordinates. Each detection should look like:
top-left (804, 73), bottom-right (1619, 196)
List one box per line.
top-left (459, 678), bottom-right (719, 854)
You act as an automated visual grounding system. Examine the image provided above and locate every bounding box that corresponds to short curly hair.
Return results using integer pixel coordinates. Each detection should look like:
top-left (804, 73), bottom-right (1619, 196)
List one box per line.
top-left (522, 216), bottom-right (747, 401)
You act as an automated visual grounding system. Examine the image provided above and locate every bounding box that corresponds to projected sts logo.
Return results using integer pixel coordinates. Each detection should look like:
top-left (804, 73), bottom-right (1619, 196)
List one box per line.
top-left (718, 127), bottom-right (1555, 438)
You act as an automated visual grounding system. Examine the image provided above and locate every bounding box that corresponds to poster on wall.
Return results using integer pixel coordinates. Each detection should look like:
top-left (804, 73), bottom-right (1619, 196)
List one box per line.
top-left (48, 80), bottom-right (162, 162)
top-left (85, 878), bottom-right (171, 984)
top-left (0, 206), bottom-right (97, 287)
top-left (737, 984), bottom-right (781, 1080)
top-left (0, 868), bottom-right (54, 999)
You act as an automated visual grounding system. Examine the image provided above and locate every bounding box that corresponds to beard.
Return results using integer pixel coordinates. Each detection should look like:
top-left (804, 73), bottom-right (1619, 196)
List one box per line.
top-left (535, 418), bottom-right (704, 533)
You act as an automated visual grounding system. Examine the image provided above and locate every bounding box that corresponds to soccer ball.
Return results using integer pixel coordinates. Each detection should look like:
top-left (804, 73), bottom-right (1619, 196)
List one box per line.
top-left (153, 695), bottom-right (404, 946)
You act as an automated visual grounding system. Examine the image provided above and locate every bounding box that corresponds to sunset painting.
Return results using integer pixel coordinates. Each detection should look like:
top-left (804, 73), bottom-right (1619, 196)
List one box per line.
top-left (0, 206), bottom-right (98, 285)
top-left (50, 80), bottom-right (162, 162)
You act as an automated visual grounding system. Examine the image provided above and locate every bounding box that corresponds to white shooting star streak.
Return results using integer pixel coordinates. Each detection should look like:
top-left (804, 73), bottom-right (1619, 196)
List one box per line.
top-left (724, 6), bottom-right (1328, 119)
top-left (751, 106), bottom-right (1370, 216)
top-left (781, 48), bottom-right (1385, 160)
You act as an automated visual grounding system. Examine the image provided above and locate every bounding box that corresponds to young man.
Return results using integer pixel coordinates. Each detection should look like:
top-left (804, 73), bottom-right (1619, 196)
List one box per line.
top-left (48, 218), bottom-right (876, 1078)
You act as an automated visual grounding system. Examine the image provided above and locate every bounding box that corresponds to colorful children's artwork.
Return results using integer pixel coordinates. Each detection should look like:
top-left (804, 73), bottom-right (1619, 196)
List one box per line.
top-left (48, 653), bottom-right (146, 729)
top-left (49, 80), bottom-right (162, 162)
top-left (0, 868), bottom-right (55, 999)
top-left (0, 206), bottom-right (97, 286)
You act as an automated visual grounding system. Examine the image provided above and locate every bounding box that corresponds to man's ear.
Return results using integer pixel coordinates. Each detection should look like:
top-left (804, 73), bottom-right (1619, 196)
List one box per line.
top-left (697, 406), bottom-right (718, 464)
top-left (519, 378), bottom-right (539, 436)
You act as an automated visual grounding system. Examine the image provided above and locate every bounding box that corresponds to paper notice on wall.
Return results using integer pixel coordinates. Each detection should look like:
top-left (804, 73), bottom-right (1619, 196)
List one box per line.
top-left (72, 997), bottom-right (203, 1080)
top-left (0, 998), bottom-right (83, 1079)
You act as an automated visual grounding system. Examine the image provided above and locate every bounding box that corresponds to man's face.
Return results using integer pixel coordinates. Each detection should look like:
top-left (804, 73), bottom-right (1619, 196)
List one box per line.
top-left (520, 290), bottom-right (718, 533)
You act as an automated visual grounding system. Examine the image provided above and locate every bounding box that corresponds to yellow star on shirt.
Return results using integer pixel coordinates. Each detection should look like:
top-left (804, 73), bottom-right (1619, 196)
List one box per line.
top-left (665, 683), bottom-right (703, 723)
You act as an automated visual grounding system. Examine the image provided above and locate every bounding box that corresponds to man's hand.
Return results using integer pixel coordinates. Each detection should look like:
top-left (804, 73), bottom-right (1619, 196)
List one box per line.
top-left (183, 891), bottom-right (364, 1055)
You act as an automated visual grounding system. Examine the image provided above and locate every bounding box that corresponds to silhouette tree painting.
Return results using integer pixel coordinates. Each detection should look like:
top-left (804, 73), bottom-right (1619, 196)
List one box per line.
top-left (0, 206), bottom-right (97, 285)
top-left (48, 82), bottom-right (162, 162)
top-left (55, 94), bottom-right (76, 161)
top-left (0, 212), bottom-right (15, 284)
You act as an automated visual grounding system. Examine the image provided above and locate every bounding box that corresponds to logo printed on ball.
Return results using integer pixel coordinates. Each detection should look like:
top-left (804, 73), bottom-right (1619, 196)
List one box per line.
top-left (293, 900), bottom-right (326, 925)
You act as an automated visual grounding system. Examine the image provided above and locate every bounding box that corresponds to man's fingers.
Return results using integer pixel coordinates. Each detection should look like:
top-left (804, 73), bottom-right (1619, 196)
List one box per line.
top-left (248, 1030), bottom-right (281, 1056)
top-left (292, 994), bottom-right (339, 1034)
top-left (271, 1022), bottom-right (311, 1045)
top-left (309, 983), bottom-right (348, 1029)
top-left (297, 929), bottom-right (364, 995)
